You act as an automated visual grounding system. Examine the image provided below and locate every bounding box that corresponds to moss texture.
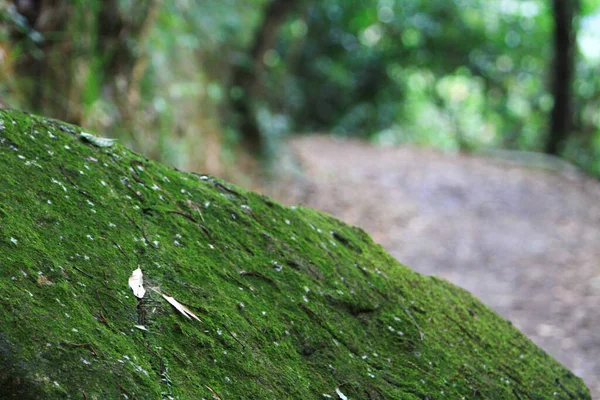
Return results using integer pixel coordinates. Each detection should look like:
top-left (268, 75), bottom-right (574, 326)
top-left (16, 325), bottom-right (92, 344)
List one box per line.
top-left (0, 109), bottom-right (590, 399)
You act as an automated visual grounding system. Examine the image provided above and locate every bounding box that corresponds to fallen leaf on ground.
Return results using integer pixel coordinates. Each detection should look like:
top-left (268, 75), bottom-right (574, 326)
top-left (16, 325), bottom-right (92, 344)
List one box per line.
top-left (335, 388), bottom-right (348, 400)
top-left (80, 132), bottom-right (117, 148)
top-left (128, 267), bottom-right (146, 298)
top-left (151, 288), bottom-right (201, 322)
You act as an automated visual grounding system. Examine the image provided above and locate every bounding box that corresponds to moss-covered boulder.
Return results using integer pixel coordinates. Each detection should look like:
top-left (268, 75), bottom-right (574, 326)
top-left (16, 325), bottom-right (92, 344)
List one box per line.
top-left (0, 109), bottom-right (590, 399)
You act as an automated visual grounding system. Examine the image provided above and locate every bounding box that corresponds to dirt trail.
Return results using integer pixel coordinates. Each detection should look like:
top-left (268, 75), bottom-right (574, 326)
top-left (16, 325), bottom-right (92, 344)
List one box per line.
top-left (267, 135), bottom-right (600, 397)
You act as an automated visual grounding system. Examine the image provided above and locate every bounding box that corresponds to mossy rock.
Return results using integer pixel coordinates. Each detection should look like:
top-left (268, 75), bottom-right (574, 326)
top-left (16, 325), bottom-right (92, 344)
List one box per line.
top-left (0, 109), bottom-right (590, 399)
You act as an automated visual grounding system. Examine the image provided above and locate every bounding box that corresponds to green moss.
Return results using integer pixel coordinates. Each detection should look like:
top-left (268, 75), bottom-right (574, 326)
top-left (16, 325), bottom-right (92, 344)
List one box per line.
top-left (0, 109), bottom-right (590, 399)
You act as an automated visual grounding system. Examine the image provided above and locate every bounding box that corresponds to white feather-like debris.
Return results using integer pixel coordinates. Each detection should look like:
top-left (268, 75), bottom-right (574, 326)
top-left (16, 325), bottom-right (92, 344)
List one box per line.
top-left (128, 267), bottom-right (146, 298)
top-left (80, 132), bottom-right (117, 148)
top-left (152, 288), bottom-right (201, 322)
top-left (335, 388), bottom-right (348, 400)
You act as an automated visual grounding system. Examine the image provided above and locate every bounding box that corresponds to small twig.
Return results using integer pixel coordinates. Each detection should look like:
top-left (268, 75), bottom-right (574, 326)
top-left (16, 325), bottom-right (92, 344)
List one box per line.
top-left (62, 341), bottom-right (101, 357)
top-left (125, 182), bottom-right (144, 203)
top-left (239, 270), bottom-right (275, 285)
top-left (123, 212), bottom-right (156, 248)
top-left (166, 209), bottom-right (197, 223)
top-left (198, 224), bottom-right (213, 241)
top-left (213, 181), bottom-right (239, 196)
top-left (400, 304), bottom-right (424, 342)
top-left (221, 324), bottom-right (246, 349)
top-left (110, 239), bottom-right (129, 260)
top-left (72, 265), bottom-right (94, 279)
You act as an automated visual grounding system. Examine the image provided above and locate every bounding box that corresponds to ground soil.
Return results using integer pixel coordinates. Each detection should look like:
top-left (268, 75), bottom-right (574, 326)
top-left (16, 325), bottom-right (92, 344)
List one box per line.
top-left (266, 135), bottom-right (600, 397)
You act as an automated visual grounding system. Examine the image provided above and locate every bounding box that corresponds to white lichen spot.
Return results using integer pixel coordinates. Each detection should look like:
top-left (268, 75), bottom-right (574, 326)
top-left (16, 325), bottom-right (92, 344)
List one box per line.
top-left (153, 240), bottom-right (159, 247)
top-left (303, 295), bottom-right (309, 303)
top-left (64, 145), bottom-right (70, 150)
top-left (174, 240), bottom-right (181, 246)
top-left (10, 237), bottom-right (17, 245)
top-left (151, 184), bottom-right (160, 190)
top-left (87, 235), bottom-right (94, 240)
top-left (80, 357), bottom-right (91, 366)
top-left (262, 311), bottom-right (267, 316)
top-left (91, 209), bottom-right (96, 214)
top-left (272, 261), bottom-right (283, 272)
top-left (72, 328), bottom-right (79, 333)
top-left (304, 286), bottom-right (310, 293)
top-left (285, 219), bottom-right (291, 225)
top-left (109, 222), bottom-right (116, 228)
top-left (368, 373), bottom-right (375, 378)
top-left (101, 180), bottom-right (107, 186)
top-left (26, 290), bottom-right (34, 297)
top-left (225, 377), bottom-right (231, 383)
top-left (18, 155), bottom-right (25, 160)
top-left (217, 328), bottom-right (223, 336)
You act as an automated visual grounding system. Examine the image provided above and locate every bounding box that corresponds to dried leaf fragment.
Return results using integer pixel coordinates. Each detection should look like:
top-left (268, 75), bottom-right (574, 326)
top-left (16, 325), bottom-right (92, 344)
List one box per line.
top-left (335, 388), bottom-right (349, 400)
top-left (152, 288), bottom-right (201, 322)
top-left (80, 132), bottom-right (117, 148)
top-left (128, 267), bottom-right (146, 298)
top-left (205, 385), bottom-right (222, 400)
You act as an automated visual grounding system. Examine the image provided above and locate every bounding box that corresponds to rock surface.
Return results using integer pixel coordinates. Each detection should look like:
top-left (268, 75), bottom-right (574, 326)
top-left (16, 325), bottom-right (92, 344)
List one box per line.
top-left (269, 135), bottom-right (600, 398)
top-left (0, 110), bottom-right (591, 399)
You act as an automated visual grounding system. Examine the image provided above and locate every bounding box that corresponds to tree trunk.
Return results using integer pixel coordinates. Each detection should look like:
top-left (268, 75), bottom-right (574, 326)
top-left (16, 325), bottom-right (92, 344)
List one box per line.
top-left (11, 0), bottom-right (70, 117)
top-left (230, 0), bottom-right (299, 155)
top-left (546, 0), bottom-right (578, 155)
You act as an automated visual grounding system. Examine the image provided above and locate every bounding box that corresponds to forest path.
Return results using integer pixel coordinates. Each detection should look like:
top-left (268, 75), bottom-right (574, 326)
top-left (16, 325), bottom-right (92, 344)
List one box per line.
top-left (266, 135), bottom-right (600, 397)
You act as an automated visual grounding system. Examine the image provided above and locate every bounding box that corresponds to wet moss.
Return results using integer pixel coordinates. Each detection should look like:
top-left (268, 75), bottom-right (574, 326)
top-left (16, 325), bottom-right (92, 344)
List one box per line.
top-left (0, 109), bottom-right (590, 399)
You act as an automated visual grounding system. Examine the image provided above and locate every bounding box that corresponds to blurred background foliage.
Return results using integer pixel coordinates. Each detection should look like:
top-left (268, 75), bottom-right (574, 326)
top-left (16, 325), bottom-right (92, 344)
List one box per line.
top-left (0, 0), bottom-right (599, 180)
